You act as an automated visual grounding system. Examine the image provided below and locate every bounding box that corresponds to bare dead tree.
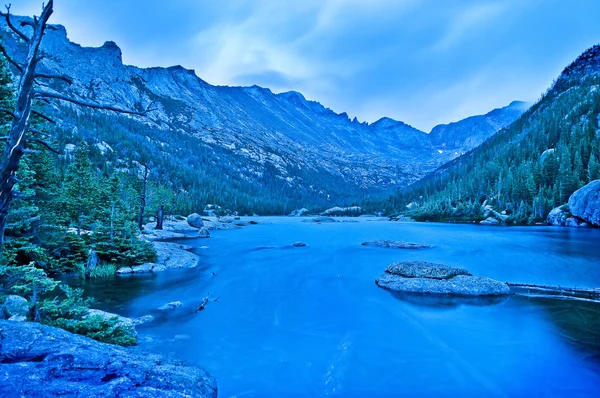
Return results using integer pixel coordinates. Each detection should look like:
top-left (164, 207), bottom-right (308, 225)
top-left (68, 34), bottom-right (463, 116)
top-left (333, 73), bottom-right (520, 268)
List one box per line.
top-left (0, 0), bottom-right (154, 250)
top-left (156, 205), bottom-right (164, 230)
top-left (138, 163), bottom-right (148, 230)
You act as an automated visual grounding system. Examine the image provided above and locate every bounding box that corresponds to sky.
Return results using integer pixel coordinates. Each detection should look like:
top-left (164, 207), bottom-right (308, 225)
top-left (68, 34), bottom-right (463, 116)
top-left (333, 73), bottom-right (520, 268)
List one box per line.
top-left (13, 0), bottom-right (600, 131)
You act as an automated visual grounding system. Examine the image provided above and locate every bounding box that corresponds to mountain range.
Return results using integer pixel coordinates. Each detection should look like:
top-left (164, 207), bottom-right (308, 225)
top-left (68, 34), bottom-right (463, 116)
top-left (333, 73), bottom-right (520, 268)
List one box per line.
top-left (1, 16), bottom-right (527, 212)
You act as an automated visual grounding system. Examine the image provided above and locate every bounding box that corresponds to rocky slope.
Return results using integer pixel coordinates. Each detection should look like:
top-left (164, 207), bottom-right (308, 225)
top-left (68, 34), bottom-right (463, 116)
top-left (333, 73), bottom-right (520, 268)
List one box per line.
top-left (1, 16), bottom-right (524, 207)
top-left (0, 320), bottom-right (218, 397)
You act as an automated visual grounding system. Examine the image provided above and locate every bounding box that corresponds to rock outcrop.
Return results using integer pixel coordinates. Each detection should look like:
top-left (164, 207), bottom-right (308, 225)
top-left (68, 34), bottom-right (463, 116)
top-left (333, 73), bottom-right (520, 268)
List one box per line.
top-left (0, 320), bottom-right (217, 397)
top-left (547, 205), bottom-right (588, 227)
top-left (289, 208), bottom-right (309, 217)
top-left (362, 240), bottom-right (432, 249)
top-left (116, 242), bottom-right (199, 275)
top-left (568, 180), bottom-right (600, 226)
top-left (375, 261), bottom-right (510, 296)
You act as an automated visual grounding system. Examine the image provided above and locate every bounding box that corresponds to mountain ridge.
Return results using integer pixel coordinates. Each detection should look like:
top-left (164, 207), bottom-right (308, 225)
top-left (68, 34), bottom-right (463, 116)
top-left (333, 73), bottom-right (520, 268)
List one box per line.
top-left (1, 15), bottom-right (526, 213)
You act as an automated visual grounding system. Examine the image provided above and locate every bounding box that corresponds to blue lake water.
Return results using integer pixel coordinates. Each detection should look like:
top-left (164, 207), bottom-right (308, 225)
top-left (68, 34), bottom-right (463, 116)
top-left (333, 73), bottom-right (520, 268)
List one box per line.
top-left (84, 218), bottom-right (600, 397)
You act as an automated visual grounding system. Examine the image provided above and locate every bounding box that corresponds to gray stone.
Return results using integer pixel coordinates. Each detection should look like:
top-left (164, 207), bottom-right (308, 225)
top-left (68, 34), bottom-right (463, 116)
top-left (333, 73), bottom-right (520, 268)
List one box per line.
top-left (362, 240), bottom-right (432, 249)
top-left (547, 205), bottom-right (588, 227)
top-left (385, 261), bottom-right (470, 279)
top-left (568, 180), bottom-right (600, 226)
top-left (479, 217), bottom-right (500, 225)
top-left (197, 227), bottom-right (210, 238)
top-left (376, 273), bottom-right (510, 296)
top-left (187, 213), bottom-right (204, 228)
top-left (158, 301), bottom-right (182, 311)
top-left (115, 266), bottom-right (134, 274)
top-left (2, 295), bottom-right (29, 318)
top-left (85, 309), bottom-right (137, 337)
top-left (132, 315), bottom-right (154, 326)
top-left (289, 208), bottom-right (309, 217)
top-left (154, 242), bottom-right (199, 269)
top-left (293, 242), bottom-right (307, 247)
top-left (0, 320), bottom-right (217, 397)
top-left (7, 315), bottom-right (26, 322)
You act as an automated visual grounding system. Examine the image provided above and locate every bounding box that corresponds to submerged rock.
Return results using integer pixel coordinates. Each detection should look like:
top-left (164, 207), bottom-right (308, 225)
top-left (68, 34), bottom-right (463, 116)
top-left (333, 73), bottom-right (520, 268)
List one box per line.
top-left (0, 320), bottom-right (217, 397)
top-left (302, 216), bottom-right (336, 223)
top-left (568, 180), bottom-right (600, 226)
top-left (293, 242), bottom-right (307, 247)
top-left (158, 301), bottom-right (183, 311)
top-left (547, 205), bottom-right (588, 227)
top-left (362, 240), bottom-right (432, 249)
top-left (187, 213), bottom-right (205, 229)
top-left (376, 261), bottom-right (509, 296)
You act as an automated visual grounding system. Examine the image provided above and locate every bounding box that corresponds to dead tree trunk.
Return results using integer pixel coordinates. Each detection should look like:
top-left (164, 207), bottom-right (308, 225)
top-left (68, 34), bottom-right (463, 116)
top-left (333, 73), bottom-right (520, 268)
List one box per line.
top-left (85, 248), bottom-right (99, 279)
top-left (156, 205), bottom-right (164, 230)
top-left (138, 164), bottom-right (148, 230)
top-left (0, 0), bottom-right (154, 252)
top-left (0, 2), bottom-right (53, 250)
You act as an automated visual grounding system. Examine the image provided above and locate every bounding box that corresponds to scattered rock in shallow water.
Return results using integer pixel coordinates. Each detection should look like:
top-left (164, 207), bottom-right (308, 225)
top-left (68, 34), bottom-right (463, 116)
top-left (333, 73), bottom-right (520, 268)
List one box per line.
top-left (0, 320), bottom-right (217, 397)
top-left (568, 180), bottom-right (600, 227)
top-left (132, 315), bottom-right (154, 326)
top-left (376, 261), bottom-right (509, 296)
top-left (302, 216), bottom-right (336, 223)
top-left (187, 213), bottom-right (204, 228)
top-left (159, 301), bottom-right (183, 311)
top-left (479, 217), bottom-right (500, 225)
top-left (198, 227), bottom-right (211, 238)
top-left (293, 242), bottom-right (307, 247)
top-left (1, 295), bottom-right (29, 319)
top-left (386, 261), bottom-right (470, 279)
top-left (154, 242), bottom-right (199, 269)
top-left (362, 240), bottom-right (432, 249)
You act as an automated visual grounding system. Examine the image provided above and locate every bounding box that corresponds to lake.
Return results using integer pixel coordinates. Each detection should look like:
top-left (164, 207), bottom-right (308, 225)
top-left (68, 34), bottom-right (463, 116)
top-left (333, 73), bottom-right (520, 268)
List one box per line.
top-left (83, 217), bottom-right (600, 397)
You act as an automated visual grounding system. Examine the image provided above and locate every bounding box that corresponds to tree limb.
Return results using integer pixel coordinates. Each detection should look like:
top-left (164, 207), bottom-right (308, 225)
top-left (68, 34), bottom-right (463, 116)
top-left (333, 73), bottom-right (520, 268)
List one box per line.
top-left (0, 43), bottom-right (24, 73)
top-left (27, 128), bottom-right (54, 138)
top-left (34, 90), bottom-right (154, 116)
top-left (31, 110), bottom-right (56, 124)
top-left (28, 138), bottom-right (60, 154)
top-left (0, 5), bottom-right (31, 42)
top-left (0, 108), bottom-right (16, 119)
top-left (34, 72), bottom-right (73, 85)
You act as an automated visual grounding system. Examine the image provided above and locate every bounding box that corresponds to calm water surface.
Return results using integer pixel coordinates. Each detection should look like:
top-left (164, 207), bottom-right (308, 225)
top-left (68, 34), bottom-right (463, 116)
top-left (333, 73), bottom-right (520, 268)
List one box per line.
top-left (84, 218), bottom-right (600, 397)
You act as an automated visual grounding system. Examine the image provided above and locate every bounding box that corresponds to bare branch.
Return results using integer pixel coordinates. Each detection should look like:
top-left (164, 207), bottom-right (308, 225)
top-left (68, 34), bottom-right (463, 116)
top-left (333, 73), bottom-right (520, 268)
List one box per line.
top-left (34, 73), bottom-right (73, 85)
top-left (28, 138), bottom-right (60, 154)
top-left (0, 108), bottom-right (16, 119)
top-left (0, 5), bottom-right (31, 42)
top-left (31, 110), bottom-right (57, 124)
top-left (0, 43), bottom-right (24, 73)
top-left (34, 90), bottom-right (154, 116)
top-left (27, 128), bottom-right (54, 138)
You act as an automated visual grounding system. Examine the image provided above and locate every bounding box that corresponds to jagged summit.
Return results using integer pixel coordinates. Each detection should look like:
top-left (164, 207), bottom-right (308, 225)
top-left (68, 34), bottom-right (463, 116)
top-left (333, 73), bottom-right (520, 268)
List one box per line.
top-left (559, 44), bottom-right (600, 81)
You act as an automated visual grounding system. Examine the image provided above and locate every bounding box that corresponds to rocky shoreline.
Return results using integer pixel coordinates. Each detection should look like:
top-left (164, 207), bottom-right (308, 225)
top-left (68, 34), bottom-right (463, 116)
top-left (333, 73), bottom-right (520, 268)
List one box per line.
top-left (0, 320), bottom-right (218, 397)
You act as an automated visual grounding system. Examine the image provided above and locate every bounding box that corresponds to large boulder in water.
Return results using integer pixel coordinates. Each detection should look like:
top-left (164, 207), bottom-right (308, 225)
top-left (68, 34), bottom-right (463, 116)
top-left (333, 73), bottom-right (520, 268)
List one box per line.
top-left (187, 213), bottom-right (204, 229)
top-left (568, 180), bottom-right (600, 226)
top-left (0, 320), bottom-right (217, 397)
top-left (376, 261), bottom-right (510, 296)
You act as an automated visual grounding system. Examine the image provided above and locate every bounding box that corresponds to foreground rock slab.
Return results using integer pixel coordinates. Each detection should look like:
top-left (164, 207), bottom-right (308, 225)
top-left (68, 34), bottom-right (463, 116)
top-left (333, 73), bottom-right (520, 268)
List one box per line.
top-left (376, 261), bottom-right (510, 296)
top-left (362, 240), bottom-right (432, 249)
top-left (0, 320), bottom-right (217, 397)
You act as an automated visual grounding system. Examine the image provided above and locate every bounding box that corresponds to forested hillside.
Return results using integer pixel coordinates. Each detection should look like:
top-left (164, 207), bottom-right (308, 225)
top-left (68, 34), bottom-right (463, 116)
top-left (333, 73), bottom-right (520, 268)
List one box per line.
top-left (387, 46), bottom-right (600, 223)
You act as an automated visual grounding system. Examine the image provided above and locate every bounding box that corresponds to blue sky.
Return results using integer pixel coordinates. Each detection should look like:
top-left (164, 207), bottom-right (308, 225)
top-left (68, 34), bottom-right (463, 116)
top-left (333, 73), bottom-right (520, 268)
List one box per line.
top-left (15, 0), bottom-right (600, 131)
